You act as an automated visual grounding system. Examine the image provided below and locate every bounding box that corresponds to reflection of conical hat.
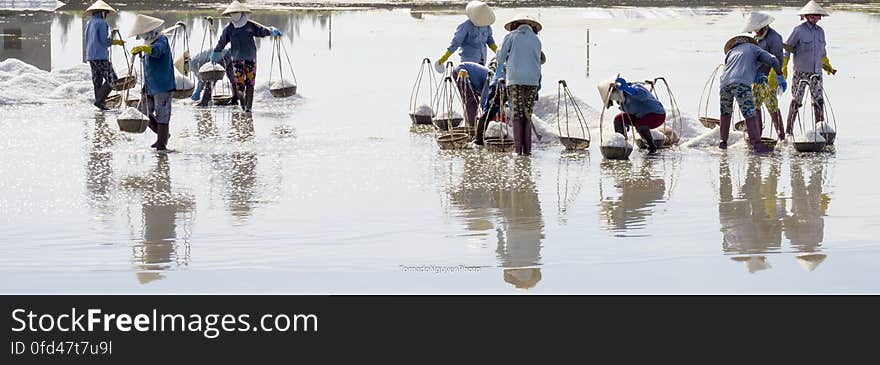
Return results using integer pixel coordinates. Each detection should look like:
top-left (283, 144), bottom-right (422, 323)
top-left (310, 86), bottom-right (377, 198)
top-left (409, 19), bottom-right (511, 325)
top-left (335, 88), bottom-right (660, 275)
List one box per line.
top-left (85, 1), bottom-right (116, 17)
top-left (724, 33), bottom-right (758, 53)
top-left (796, 254), bottom-right (827, 272)
top-left (799, 1), bottom-right (830, 16)
top-left (129, 14), bottom-right (165, 38)
top-left (742, 12), bottom-right (775, 33)
top-left (731, 256), bottom-right (772, 273)
top-left (465, 1), bottom-right (495, 27)
top-left (503, 268), bottom-right (542, 289)
top-left (222, 0), bottom-right (252, 15)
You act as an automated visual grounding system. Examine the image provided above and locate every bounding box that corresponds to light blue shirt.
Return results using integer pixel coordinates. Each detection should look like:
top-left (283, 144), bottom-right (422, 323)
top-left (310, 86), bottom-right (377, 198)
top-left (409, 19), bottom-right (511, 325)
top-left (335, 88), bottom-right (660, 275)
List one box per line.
top-left (721, 42), bottom-right (780, 88)
top-left (621, 84), bottom-right (665, 118)
top-left (756, 27), bottom-right (784, 77)
top-left (143, 35), bottom-right (175, 95)
top-left (496, 24), bottom-right (542, 87)
top-left (84, 14), bottom-right (111, 61)
top-left (447, 20), bottom-right (495, 64)
top-left (785, 21), bottom-right (827, 74)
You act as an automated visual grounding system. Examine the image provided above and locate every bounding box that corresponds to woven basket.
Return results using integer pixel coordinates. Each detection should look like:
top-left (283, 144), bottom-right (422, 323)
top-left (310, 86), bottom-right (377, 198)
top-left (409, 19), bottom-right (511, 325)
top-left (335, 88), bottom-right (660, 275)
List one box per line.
top-left (560, 136), bottom-right (590, 151)
top-left (111, 76), bottom-right (136, 91)
top-left (199, 69), bottom-right (225, 82)
top-left (270, 86), bottom-right (297, 98)
top-left (485, 137), bottom-right (515, 152)
top-left (436, 132), bottom-right (470, 150)
top-left (600, 145), bottom-right (633, 160)
top-left (172, 87), bottom-right (195, 99)
top-left (213, 94), bottom-right (234, 105)
top-left (451, 125), bottom-right (476, 136)
top-left (117, 118), bottom-right (149, 134)
top-left (793, 141), bottom-right (827, 152)
top-left (734, 120), bottom-right (746, 132)
top-left (409, 113), bottom-right (433, 125)
top-left (105, 94), bottom-right (121, 108)
top-left (699, 117), bottom-right (719, 129)
top-left (124, 98), bottom-right (140, 108)
top-left (433, 117), bottom-right (463, 131)
top-left (820, 131), bottom-right (836, 145)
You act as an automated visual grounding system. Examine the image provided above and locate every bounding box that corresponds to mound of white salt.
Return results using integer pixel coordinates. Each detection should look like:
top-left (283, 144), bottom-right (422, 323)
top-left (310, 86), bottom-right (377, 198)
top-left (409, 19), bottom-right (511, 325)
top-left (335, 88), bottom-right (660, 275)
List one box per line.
top-left (602, 132), bottom-right (632, 148)
top-left (270, 80), bottom-right (296, 90)
top-left (485, 121), bottom-right (512, 139)
top-left (118, 106), bottom-right (148, 120)
top-left (816, 122), bottom-right (835, 134)
top-left (411, 104), bottom-right (433, 116)
top-left (435, 110), bottom-right (463, 120)
top-left (795, 130), bottom-right (826, 143)
top-left (174, 70), bottom-right (195, 90)
top-left (199, 63), bottom-right (225, 73)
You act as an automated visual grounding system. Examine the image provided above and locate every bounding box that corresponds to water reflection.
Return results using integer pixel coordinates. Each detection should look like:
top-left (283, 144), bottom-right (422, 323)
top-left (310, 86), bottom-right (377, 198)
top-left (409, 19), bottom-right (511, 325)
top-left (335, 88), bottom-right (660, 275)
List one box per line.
top-left (786, 157), bottom-right (831, 272)
top-left (447, 155), bottom-right (544, 289)
top-left (120, 154), bottom-right (195, 284)
top-left (0, 11), bottom-right (52, 70)
top-left (556, 152), bottom-right (589, 225)
top-left (84, 113), bottom-right (116, 218)
top-left (598, 159), bottom-right (667, 235)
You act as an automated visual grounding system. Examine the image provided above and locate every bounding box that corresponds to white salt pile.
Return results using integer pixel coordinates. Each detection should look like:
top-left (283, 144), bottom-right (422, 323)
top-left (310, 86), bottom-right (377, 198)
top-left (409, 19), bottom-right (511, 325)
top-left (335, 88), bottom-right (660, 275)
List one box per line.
top-left (795, 130), bottom-right (826, 143)
top-left (602, 132), bottom-right (632, 148)
top-left (411, 104), bottom-right (433, 116)
top-left (435, 110), bottom-right (463, 120)
top-left (816, 122), bottom-right (835, 134)
top-left (640, 128), bottom-right (667, 143)
top-left (118, 106), bottom-right (148, 121)
top-left (270, 80), bottom-right (296, 90)
top-left (485, 121), bottom-right (512, 139)
top-left (174, 70), bottom-right (195, 90)
top-left (199, 63), bottom-right (225, 73)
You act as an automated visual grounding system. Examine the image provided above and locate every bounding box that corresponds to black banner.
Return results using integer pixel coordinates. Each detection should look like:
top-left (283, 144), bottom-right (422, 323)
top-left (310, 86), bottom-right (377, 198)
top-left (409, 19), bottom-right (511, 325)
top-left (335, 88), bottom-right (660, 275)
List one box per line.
top-left (3, 295), bottom-right (878, 362)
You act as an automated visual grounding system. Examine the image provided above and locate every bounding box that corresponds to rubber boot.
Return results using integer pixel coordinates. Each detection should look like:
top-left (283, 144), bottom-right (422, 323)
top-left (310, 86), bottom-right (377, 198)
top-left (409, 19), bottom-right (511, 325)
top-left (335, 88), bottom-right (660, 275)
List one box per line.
top-left (719, 114), bottom-right (732, 149)
top-left (522, 118), bottom-right (533, 156)
top-left (512, 117), bottom-right (526, 155)
top-left (93, 83), bottom-right (113, 111)
top-left (196, 81), bottom-right (213, 107)
top-left (155, 124), bottom-right (169, 151)
top-left (770, 110), bottom-right (785, 141)
top-left (148, 117), bottom-right (159, 148)
top-left (755, 109), bottom-right (764, 134)
top-left (473, 113), bottom-right (488, 145)
top-left (785, 100), bottom-right (799, 136)
top-left (243, 86), bottom-right (254, 113)
top-left (745, 116), bottom-right (772, 153)
top-left (636, 125), bottom-right (657, 154)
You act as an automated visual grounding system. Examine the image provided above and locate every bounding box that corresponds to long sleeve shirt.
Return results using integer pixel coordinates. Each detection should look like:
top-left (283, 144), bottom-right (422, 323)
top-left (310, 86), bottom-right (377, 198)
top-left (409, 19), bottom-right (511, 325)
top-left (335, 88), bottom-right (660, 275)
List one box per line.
top-left (721, 42), bottom-right (781, 88)
top-left (496, 24), bottom-right (542, 87)
top-left (784, 21), bottom-right (827, 74)
top-left (621, 84), bottom-right (665, 118)
top-left (214, 21), bottom-right (273, 62)
top-left (144, 35), bottom-right (175, 95)
top-left (757, 27), bottom-right (784, 77)
top-left (447, 20), bottom-right (495, 64)
top-left (84, 14), bottom-right (111, 61)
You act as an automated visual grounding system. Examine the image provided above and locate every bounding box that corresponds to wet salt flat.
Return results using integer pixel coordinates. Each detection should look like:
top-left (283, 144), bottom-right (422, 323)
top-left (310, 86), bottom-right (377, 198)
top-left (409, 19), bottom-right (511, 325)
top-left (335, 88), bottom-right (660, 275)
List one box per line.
top-left (1, 5), bottom-right (879, 293)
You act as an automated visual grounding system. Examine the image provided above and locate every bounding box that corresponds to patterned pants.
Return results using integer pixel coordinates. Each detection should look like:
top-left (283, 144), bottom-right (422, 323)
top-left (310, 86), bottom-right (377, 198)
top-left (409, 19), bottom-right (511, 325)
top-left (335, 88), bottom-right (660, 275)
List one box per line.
top-left (508, 84), bottom-right (539, 155)
top-left (752, 82), bottom-right (779, 113)
top-left (231, 60), bottom-right (257, 91)
top-left (88, 60), bottom-right (118, 93)
top-left (720, 83), bottom-right (756, 119)
top-left (791, 71), bottom-right (824, 109)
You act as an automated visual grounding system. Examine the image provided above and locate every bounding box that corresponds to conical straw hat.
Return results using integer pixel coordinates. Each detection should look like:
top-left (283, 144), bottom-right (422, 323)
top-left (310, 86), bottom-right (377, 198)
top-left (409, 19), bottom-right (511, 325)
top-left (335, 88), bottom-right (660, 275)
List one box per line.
top-left (799, 1), bottom-right (830, 16)
top-left (222, 0), bottom-right (252, 15)
top-left (742, 12), bottom-right (775, 33)
top-left (503, 268), bottom-right (542, 289)
top-left (796, 254), bottom-right (827, 272)
top-left (504, 14), bottom-right (542, 33)
top-left (466, 1), bottom-right (495, 27)
top-left (129, 14), bottom-right (165, 38)
top-left (85, 0), bottom-right (116, 17)
top-left (724, 33), bottom-right (758, 53)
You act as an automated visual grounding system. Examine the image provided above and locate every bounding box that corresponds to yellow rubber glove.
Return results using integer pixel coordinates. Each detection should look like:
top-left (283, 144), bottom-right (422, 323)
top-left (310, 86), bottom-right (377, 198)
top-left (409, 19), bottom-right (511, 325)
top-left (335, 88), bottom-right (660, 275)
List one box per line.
top-left (781, 57), bottom-right (789, 80)
top-left (130, 45), bottom-right (152, 55)
top-left (767, 69), bottom-right (778, 90)
top-left (489, 43), bottom-right (498, 53)
top-left (111, 39), bottom-right (125, 46)
top-left (822, 56), bottom-right (837, 75)
top-left (437, 50), bottom-right (453, 65)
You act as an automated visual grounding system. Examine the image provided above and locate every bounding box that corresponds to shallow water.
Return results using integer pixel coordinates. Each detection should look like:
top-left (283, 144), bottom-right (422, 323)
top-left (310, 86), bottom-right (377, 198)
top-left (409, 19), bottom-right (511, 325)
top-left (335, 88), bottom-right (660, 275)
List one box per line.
top-left (1, 6), bottom-right (879, 293)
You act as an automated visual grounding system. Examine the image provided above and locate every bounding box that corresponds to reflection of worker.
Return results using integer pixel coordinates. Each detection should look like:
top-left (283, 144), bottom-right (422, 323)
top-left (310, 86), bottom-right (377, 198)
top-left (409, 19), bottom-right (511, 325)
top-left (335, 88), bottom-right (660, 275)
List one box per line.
top-left (84, 1), bottom-right (125, 111)
top-left (718, 157), bottom-right (783, 272)
top-left (435, 1), bottom-right (497, 69)
top-left (599, 159), bottom-right (666, 232)
top-left (783, 1), bottom-right (837, 134)
top-left (190, 48), bottom-right (236, 107)
top-left (784, 158), bottom-right (829, 259)
top-left (598, 76), bottom-right (666, 154)
top-left (742, 12), bottom-right (787, 141)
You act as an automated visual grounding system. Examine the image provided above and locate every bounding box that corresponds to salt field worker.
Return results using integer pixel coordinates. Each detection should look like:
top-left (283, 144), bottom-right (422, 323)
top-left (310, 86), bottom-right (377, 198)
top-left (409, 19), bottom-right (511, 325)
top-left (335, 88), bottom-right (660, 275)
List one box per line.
top-left (434, 1), bottom-right (497, 71)
top-left (84, 0), bottom-right (125, 111)
top-left (496, 14), bottom-right (543, 156)
top-left (743, 12), bottom-right (788, 141)
top-left (474, 60), bottom-right (506, 145)
top-left (189, 48), bottom-right (236, 107)
top-left (454, 62), bottom-right (492, 128)
top-left (783, 0), bottom-right (837, 136)
top-left (129, 14), bottom-right (175, 151)
top-left (719, 33), bottom-right (784, 152)
top-left (213, 0), bottom-right (283, 113)
top-left (599, 76), bottom-right (666, 154)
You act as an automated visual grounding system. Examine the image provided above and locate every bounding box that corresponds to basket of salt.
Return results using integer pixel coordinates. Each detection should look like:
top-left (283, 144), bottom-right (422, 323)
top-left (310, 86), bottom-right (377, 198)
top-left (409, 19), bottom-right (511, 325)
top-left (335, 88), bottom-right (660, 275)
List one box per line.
top-left (485, 137), bottom-right (515, 152)
top-left (437, 132), bottom-right (470, 150)
top-left (793, 130), bottom-right (827, 152)
top-left (699, 117), bottom-right (720, 129)
top-left (117, 106), bottom-right (149, 134)
top-left (600, 133), bottom-right (633, 160)
top-left (816, 121), bottom-right (836, 145)
top-left (172, 69), bottom-right (196, 99)
top-left (409, 104), bottom-right (434, 124)
top-left (433, 111), bottom-right (464, 131)
top-left (409, 58), bottom-right (437, 125)
top-left (556, 80), bottom-right (591, 151)
top-left (105, 93), bottom-right (121, 108)
top-left (199, 62), bottom-right (226, 82)
top-left (268, 35), bottom-right (298, 98)
top-left (635, 128), bottom-right (668, 150)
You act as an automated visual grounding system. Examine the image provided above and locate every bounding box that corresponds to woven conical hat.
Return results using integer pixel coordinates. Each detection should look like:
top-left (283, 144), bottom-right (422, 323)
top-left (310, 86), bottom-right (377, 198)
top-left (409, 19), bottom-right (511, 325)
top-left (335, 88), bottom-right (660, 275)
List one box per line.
top-left (799, 1), bottom-right (830, 16)
top-left (465, 1), bottom-right (495, 27)
top-left (724, 33), bottom-right (758, 53)
top-left (129, 14), bottom-right (164, 38)
top-left (85, 0), bottom-right (116, 17)
top-left (742, 12), bottom-right (775, 33)
top-left (222, 0), bottom-right (252, 15)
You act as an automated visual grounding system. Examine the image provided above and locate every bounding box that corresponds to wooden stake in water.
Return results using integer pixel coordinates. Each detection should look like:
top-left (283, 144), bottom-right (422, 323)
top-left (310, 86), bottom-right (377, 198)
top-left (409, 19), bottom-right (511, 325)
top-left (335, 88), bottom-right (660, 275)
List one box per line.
top-left (586, 28), bottom-right (590, 78)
